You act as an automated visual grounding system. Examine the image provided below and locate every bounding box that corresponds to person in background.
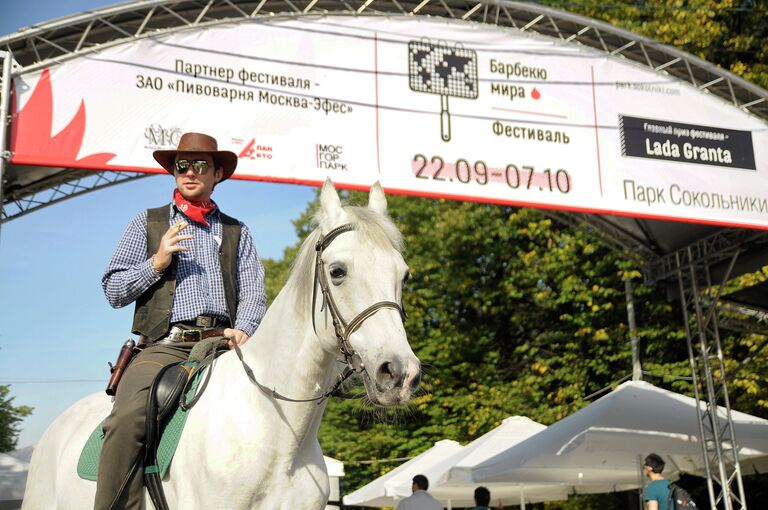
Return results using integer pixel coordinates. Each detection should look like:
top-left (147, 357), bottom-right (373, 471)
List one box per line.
top-left (471, 486), bottom-right (491, 510)
top-left (643, 452), bottom-right (671, 510)
top-left (396, 474), bottom-right (443, 510)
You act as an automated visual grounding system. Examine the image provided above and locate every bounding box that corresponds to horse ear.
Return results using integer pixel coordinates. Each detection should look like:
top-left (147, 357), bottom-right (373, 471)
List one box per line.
top-left (320, 178), bottom-right (344, 224)
top-left (368, 181), bottom-right (387, 215)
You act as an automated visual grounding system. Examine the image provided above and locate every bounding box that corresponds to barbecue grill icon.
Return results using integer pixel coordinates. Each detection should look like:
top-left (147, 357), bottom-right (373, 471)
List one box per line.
top-left (408, 40), bottom-right (479, 142)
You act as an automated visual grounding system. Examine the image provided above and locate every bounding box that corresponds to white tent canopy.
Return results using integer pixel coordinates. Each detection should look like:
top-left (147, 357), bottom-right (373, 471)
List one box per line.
top-left (343, 416), bottom-right (634, 509)
top-left (343, 440), bottom-right (464, 507)
top-left (0, 451), bottom-right (29, 510)
top-left (472, 381), bottom-right (768, 486)
top-left (386, 416), bottom-right (571, 508)
top-left (324, 456), bottom-right (345, 478)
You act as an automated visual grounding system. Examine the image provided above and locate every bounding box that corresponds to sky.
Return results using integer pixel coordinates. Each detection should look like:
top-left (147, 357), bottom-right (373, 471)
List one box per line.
top-left (0, 0), bottom-right (317, 447)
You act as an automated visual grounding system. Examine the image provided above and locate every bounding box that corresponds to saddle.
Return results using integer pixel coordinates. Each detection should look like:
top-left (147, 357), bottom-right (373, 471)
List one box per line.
top-left (143, 337), bottom-right (229, 510)
top-left (77, 361), bottom-right (205, 484)
top-left (144, 361), bottom-right (197, 510)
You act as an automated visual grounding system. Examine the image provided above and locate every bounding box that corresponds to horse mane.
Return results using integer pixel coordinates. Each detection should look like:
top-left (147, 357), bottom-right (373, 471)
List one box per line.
top-left (286, 205), bottom-right (404, 313)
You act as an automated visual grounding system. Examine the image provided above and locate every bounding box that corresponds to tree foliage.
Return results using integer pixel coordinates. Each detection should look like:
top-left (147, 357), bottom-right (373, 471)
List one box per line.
top-left (543, 0), bottom-right (768, 89)
top-left (0, 385), bottom-right (33, 453)
top-left (257, 2), bottom-right (768, 507)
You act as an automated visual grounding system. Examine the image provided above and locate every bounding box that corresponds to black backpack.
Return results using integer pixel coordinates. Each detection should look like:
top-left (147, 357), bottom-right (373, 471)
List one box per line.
top-left (667, 483), bottom-right (697, 509)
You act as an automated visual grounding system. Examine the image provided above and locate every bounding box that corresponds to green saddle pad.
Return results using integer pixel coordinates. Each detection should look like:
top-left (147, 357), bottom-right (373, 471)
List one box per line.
top-left (77, 363), bottom-right (205, 481)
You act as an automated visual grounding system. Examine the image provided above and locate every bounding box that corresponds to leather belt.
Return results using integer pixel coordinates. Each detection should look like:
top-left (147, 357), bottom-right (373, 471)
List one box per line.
top-left (155, 325), bottom-right (228, 344)
top-left (178, 328), bottom-right (227, 343)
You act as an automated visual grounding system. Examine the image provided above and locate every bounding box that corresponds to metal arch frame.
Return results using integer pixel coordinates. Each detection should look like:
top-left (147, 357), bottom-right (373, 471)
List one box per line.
top-left (0, 51), bottom-right (12, 227)
top-left (1, 2), bottom-right (765, 508)
top-left (0, 170), bottom-right (151, 223)
top-left (674, 248), bottom-right (749, 510)
top-left (647, 229), bottom-right (768, 285)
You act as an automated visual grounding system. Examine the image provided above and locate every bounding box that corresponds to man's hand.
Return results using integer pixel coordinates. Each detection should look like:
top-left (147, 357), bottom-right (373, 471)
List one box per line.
top-left (223, 328), bottom-right (250, 349)
top-left (152, 220), bottom-right (192, 272)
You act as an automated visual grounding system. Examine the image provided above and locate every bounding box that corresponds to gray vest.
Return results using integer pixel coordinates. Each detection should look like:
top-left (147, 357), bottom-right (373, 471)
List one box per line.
top-left (131, 204), bottom-right (241, 342)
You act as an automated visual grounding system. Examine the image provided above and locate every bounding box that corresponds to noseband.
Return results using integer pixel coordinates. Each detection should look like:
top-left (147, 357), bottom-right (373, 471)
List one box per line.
top-left (312, 224), bottom-right (407, 373)
top-left (230, 222), bottom-right (407, 404)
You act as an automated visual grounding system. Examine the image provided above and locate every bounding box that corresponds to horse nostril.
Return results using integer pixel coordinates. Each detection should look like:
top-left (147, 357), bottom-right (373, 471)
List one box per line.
top-left (409, 369), bottom-right (422, 390)
top-left (375, 360), bottom-right (404, 391)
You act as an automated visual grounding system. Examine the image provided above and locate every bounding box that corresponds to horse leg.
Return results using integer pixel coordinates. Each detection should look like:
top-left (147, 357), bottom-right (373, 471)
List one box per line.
top-left (287, 444), bottom-right (330, 510)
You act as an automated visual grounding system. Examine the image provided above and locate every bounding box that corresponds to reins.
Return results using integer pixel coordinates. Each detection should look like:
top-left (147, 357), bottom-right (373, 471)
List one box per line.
top-left (232, 342), bottom-right (357, 404)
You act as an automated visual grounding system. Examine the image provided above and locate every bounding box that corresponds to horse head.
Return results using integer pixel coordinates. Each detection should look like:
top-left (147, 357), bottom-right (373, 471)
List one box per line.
top-left (307, 179), bottom-right (421, 406)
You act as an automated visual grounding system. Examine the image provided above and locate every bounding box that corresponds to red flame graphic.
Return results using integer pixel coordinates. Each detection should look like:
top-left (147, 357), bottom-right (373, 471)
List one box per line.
top-left (10, 69), bottom-right (116, 167)
top-left (531, 87), bottom-right (541, 100)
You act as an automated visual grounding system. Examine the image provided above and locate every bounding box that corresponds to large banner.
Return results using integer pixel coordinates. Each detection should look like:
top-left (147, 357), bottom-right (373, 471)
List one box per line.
top-left (10, 16), bottom-right (768, 228)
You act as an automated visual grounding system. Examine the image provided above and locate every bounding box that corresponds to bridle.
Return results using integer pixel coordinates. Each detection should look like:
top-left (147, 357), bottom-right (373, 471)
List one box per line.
top-left (312, 223), bottom-right (407, 374)
top-left (229, 222), bottom-right (407, 404)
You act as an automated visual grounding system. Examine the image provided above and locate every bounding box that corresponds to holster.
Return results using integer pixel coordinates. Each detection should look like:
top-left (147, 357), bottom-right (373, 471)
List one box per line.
top-left (105, 338), bottom-right (143, 396)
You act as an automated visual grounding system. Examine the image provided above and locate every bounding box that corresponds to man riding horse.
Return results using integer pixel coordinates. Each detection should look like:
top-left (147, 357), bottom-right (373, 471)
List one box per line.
top-left (96, 132), bottom-right (267, 509)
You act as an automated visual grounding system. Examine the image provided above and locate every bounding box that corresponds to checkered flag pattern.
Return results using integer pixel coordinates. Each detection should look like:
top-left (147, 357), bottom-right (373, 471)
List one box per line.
top-left (408, 41), bottom-right (478, 99)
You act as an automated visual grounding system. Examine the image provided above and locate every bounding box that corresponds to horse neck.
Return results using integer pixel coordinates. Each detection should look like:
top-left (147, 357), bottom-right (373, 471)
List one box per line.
top-left (246, 282), bottom-right (335, 377)
top-left (219, 284), bottom-right (338, 443)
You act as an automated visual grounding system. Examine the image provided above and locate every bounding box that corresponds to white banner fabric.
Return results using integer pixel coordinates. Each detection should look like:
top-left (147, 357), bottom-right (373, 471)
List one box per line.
top-left (10, 16), bottom-right (768, 228)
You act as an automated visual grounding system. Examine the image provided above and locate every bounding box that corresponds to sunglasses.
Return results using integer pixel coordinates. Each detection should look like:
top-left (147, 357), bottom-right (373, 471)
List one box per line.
top-left (174, 159), bottom-right (213, 175)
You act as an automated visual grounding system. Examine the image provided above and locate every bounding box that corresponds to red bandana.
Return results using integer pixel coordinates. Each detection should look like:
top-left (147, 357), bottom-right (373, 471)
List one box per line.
top-left (173, 189), bottom-right (217, 226)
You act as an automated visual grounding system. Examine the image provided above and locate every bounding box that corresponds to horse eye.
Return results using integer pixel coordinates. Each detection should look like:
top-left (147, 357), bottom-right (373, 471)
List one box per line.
top-left (329, 265), bottom-right (347, 284)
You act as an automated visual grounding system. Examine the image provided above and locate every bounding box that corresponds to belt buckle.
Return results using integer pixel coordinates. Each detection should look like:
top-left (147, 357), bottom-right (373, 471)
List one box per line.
top-left (195, 316), bottom-right (214, 328)
top-left (161, 326), bottom-right (184, 344)
top-left (182, 329), bottom-right (202, 342)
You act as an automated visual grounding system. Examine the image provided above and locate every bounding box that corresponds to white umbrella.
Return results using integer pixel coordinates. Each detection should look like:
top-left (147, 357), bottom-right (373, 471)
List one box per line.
top-left (343, 439), bottom-right (463, 507)
top-left (385, 416), bottom-right (639, 509)
top-left (324, 456), bottom-right (345, 510)
top-left (472, 381), bottom-right (768, 487)
top-left (386, 416), bottom-right (571, 508)
top-left (345, 417), bottom-right (625, 509)
top-left (324, 456), bottom-right (345, 478)
top-left (0, 452), bottom-right (29, 509)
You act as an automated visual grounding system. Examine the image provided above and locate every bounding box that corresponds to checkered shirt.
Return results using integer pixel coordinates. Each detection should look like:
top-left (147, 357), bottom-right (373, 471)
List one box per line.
top-left (103, 203), bottom-right (266, 336)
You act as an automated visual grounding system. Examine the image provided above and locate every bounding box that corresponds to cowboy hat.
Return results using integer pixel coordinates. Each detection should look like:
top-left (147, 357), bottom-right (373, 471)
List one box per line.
top-left (153, 132), bottom-right (238, 180)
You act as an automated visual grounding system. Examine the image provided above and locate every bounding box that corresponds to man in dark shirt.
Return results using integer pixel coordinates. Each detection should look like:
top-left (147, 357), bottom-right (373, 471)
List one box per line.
top-left (471, 486), bottom-right (491, 510)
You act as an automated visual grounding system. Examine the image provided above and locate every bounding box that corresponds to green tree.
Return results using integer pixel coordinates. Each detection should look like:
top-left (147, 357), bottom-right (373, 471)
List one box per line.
top-left (542, 0), bottom-right (768, 88)
top-left (258, 1), bottom-right (768, 504)
top-left (0, 385), bottom-right (33, 453)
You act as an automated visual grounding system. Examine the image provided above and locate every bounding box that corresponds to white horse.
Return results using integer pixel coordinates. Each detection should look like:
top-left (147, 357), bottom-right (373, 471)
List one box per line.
top-left (23, 180), bottom-right (421, 509)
